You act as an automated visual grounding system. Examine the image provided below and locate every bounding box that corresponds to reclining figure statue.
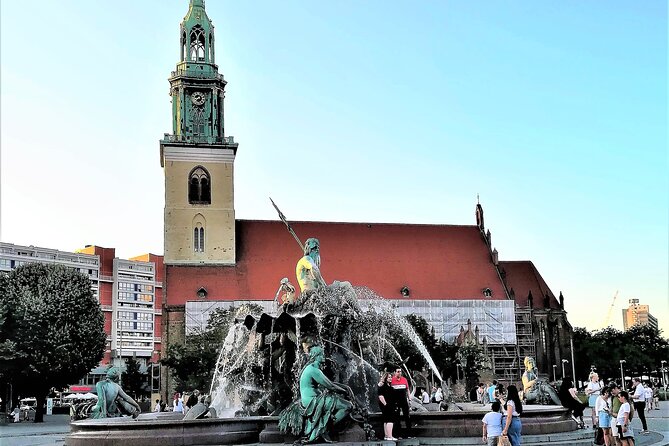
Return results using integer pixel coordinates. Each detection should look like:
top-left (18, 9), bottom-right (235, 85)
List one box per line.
top-left (522, 356), bottom-right (561, 405)
top-left (90, 367), bottom-right (141, 419)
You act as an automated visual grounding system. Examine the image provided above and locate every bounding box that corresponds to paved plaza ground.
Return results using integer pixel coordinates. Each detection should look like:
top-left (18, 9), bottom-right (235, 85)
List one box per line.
top-left (1, 403), bottom-right (668, 446)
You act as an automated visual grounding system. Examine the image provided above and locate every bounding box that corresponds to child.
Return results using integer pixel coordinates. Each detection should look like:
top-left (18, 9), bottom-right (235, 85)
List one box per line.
top-left (482, 401), bottom-right (503, 446)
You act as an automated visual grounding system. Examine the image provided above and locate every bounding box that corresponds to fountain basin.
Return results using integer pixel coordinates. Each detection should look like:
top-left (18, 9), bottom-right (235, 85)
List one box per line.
top-left (66, 406), bottom-right (577, 446)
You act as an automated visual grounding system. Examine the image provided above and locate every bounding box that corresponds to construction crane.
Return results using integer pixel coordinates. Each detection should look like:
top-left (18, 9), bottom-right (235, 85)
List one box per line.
top-left (603, 290), bottom-right (619, 328)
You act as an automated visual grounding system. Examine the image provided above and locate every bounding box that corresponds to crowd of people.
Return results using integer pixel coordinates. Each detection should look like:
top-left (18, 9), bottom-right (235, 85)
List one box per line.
top-left (152, 389), bottom-right (201, 414)
top-left (377, 367), bottom-right (661, 445)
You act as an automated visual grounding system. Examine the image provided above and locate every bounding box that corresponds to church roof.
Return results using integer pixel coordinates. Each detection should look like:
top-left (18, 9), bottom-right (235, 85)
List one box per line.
top-left (498, 260), bottom-right (561, 310)
top-left (165, 220), bottom-right (510, 305)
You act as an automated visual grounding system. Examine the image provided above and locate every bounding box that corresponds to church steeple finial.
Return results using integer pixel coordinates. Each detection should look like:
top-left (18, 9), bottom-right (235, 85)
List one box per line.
top-left (180, 0), bottom-right (215, 64)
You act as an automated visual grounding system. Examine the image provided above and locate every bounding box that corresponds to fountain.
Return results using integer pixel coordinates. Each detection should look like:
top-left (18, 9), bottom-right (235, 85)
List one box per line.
top-left (67, 206), bottom-right (587, 445)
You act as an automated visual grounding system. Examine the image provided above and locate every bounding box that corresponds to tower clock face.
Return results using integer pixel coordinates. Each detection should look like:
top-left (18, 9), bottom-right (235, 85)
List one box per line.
top-left (191, 92), bottom-right (206, 106)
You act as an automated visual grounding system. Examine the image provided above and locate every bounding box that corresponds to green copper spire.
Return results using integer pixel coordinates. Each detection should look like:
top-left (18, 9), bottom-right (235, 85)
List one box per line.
top-left (162, 0), bottom-right (233, 144)
top-left (180, 0), bottom-right (215, 64)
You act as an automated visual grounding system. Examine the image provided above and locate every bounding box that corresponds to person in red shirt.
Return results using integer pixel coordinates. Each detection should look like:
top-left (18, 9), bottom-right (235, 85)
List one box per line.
top-left (391, 367), bottom-right (412, 436)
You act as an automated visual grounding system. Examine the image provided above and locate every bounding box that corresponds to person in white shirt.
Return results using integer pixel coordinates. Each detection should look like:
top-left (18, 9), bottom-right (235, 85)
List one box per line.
top-left (616, 391), bottom-right (634, 446)
top-left (595, 388), bottom-right (613, 446)
top-left (631, 378), bottom-right (648, 434)
top-left (482, 401), bottom-right (503, 446)
top-left (154, 399), bottom-right (161, 412)
top-left (435, 387), bottom-right (443, 401)
top-left (421, 388), bottom-right (430, 404)
top-left (586, 372), bottom-right (603, 427)
top-left (644, 385), bottom-right (653, 410)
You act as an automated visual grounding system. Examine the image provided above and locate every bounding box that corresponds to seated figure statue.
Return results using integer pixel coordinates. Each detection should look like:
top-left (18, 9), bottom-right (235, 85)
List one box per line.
top-left (522, 356), bottom-right (561, 405)
top-left (278, 346), bottom-right (357, 443)
top-left (90, 367), bottom-right (141, 419)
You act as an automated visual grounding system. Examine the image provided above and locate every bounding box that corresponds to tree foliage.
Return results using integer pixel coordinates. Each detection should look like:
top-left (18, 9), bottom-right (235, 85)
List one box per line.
top-left (122, 357), bottom-right (148, 399)
top-left (573, 325), bottom-right (669, 383)
top-left (0, 263), bottom-right (106, 422)
top-left (385, 314), bottom-right (459, 383)
top-left (161, 304), bottom-right (264, 392)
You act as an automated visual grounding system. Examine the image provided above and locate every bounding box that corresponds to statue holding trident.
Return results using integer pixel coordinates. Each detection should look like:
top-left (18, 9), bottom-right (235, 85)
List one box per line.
top-left (270, 198), bottom-right (359, 313)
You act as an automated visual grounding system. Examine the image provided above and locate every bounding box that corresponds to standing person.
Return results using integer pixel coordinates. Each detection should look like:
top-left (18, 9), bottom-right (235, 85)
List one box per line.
top-left (495, 383), bottom-right (506, 403)
top-left (616, 391), bottom-right (634, 446)
top-left (154, 399), bottom-right (161, 412)
top-left (595, 387), bottom-right (613, 446)
top-left (391, 367), bottom-right (412, 437)
top-left (378, 372), bottom-right (398, 441)
top-left (159, 399), bottom-right (166, 412)
top-left (186, 390), bottom-right (200, 410)
top-left (421, 388), bottom-right (430, 405)
top-left (434, 386), bottom-right (443, 407)
top-left (586, 372), bottom-right (603, 428)
top-left (11, 406), bottom-right (20, 423)
top-left (608, 385), bottom-right (622, 446)
top-left (630, 378), bottom-right (648, 434)
top-left (501, 385), bottom-right (523, 446)
top-left (488, 381), bottom-right (497, 403)
top-left (173, 392), bottom-right (184, 413)
top-left (558, 377), bottom-right (586, 428)
top-left (477, 383), bottom-right (485, 405)
top-left (482, 401), bottom-right (503, 446)
top-left (644, 384), bottom-right (653, 411)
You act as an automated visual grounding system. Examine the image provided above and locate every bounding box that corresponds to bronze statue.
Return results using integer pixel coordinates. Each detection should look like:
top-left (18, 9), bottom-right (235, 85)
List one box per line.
top-left (521, 357), bottom-right (561, 405)
top-left (278, 346), bottom-right (357, 443)
top-left (90, 367), bottom-right (141, 419)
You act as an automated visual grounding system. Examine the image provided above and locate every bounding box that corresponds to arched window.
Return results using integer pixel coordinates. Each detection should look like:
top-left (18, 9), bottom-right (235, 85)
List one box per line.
top-left (189, 25), bottom-right (206, 62)
top-left (540, 321), bottom-right (547, 351)
top-left (181, 30), bottom-right (187, 61)
top-left (188, 166), bottom-right (211, 204)
top-left (193, 223), bottom-right (205, 252)
top-left (209, 33), bottom-right (214, 62)
top-left (192, 107), bottom-right (205, 136)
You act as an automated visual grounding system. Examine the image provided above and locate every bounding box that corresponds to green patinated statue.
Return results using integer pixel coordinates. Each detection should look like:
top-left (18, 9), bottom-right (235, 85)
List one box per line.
top-left (522, 356), bottom-right (561, 405)
top-left (278, 346), bottom-right (356, 443)
top-left (90, 367), bottom-right (141, 419)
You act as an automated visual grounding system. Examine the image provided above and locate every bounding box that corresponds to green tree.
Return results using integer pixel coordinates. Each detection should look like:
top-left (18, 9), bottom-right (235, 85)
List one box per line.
top-left (573, 325), bottom-right (668, 384)
top-left (161, 304), bottom-right (263, 392)
top-left (0, 263), bottom-right (106, 422)
top-left (385, 314), bottom-right (459, 383)
top-left (122, 357), bottom-right (148, 399)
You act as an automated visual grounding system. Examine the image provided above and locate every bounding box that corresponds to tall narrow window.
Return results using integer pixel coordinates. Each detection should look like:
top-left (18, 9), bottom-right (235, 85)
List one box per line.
top-left (192, 107), bottom-right (205, 136)
top-left (193, 223), bottom-right (205, 252)
top-left (189, 25), bottom-right (206, 61)
top-left (188, 166), bottom-right (211, 204)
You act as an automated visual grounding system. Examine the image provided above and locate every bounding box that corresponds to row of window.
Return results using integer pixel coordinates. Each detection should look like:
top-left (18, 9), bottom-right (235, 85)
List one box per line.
top-left (119, 331), bottom-right (153, 338)
top-left (118, 321), bottom-right (153, 331)
top-left (117, 311), bottom-right (153, 321)
top-left (118, 292), bottom-right (153, 303)
top-left (118, 282), bottom-right (154, 292)
top-left (120, 341), bottom-right (152, 348)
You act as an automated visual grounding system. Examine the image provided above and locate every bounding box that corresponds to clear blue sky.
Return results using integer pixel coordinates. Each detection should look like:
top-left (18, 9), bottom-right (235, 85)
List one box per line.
top-left (1, 1), bottom-right (667, 334)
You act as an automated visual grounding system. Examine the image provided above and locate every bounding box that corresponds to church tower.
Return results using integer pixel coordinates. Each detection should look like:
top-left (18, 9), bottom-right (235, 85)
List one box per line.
top-left (160, 0), bottom-right (238, 265)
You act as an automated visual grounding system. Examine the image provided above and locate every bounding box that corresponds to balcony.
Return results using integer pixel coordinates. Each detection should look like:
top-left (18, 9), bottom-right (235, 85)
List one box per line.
top-left (161, 134), bottom-right (235, 145)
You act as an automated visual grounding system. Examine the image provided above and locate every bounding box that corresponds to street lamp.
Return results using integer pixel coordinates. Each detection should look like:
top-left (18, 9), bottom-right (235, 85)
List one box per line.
top-left (620, 360), bottom-right (626, 390)
top-left (562, 359), bottom-right (569, 378)
top-left (661, 360), bottom-right (667, 390)
top-left (552, 364), bottom-right (557, 382)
